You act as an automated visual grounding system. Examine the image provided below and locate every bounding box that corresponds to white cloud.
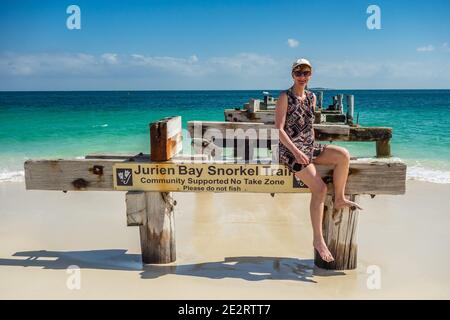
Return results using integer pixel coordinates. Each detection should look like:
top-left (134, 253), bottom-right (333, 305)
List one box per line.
top-left (416, 45), bottom-right (435, 52)
top-left (189, 55), bottom-right (199, 63)
top-left (1, 52), bottom-right (450, 90)
top-left (0, 53), bottom-right (98, 76)
top-left (207, 53), bottom-right (280, 76)
top-left (101, 53), bottom-right (119, 64)
top-left (0, 52), bottom-right (281, 80)
top-left (442, 43), bottom-right (450, 52)
top-left (127, 53), bottom-right (206, 77)
top-left (287, 38), bottom-right (299, 48)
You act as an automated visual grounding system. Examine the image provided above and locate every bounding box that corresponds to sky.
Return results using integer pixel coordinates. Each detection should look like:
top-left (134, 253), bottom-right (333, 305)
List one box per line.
top-left (0, 0), bottom-right (449, 90)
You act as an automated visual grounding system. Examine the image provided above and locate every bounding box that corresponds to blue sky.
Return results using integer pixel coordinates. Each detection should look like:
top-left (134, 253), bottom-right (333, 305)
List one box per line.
top-left (1, 0), bottom-right (449, 90)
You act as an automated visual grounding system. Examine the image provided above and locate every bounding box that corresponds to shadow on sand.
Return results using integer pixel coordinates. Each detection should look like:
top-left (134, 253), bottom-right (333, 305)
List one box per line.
top-left (0, 249), bottom-right (346, 283)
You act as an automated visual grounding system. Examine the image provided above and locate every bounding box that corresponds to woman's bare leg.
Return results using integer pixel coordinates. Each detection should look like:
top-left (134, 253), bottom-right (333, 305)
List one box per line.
top-left (295, 163), bottom-right (334, 262)
top-left (313, 145), bottom-right (363, 210)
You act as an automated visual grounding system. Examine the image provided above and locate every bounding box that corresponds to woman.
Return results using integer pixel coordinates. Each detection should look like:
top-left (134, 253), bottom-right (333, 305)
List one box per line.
top-left (275, 58), bottom-right (363, 263)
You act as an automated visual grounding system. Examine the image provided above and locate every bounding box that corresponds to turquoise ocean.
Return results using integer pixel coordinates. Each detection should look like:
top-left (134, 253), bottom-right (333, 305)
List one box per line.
top-left (1, 89), bottom-right (450, 183)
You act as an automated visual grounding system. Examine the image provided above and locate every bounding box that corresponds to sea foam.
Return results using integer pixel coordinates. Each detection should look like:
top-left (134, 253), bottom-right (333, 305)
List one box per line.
top-left (0, 170), bottom-right (25, 182)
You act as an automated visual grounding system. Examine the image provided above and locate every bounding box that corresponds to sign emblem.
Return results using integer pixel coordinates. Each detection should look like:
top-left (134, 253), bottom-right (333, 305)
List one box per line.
top-left (116, 168), bottom-right (133, 186)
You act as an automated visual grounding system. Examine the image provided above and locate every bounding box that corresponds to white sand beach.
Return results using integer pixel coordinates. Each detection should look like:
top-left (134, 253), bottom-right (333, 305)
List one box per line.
top-left (0, 179), bottom-right (449, 299)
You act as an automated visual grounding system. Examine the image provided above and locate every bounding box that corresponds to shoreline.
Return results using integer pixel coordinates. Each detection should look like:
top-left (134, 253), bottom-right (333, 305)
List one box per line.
top-left (0, 179), bottom-right (449, 299)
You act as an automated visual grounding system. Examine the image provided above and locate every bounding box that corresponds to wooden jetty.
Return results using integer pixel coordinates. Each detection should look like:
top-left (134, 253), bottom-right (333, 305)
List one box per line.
top-left (223, 92), bottom-right (392, 157)
top-left (225, 91), bottom-right (353, 124)
top-left (189, 121), bottom-right (392, 159)
top-left (24, 116), bottom-right (406, 270)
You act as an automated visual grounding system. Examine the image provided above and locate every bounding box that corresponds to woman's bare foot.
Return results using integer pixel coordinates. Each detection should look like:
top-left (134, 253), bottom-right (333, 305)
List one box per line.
top-left (313, 239), bottom-right (334, 262)
top-left (334, 196), bottom-right (363, 210)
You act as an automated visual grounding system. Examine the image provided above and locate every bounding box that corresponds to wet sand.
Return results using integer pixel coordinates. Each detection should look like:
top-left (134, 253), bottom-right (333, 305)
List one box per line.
top-left (0, 180), bottom-right (449, 299)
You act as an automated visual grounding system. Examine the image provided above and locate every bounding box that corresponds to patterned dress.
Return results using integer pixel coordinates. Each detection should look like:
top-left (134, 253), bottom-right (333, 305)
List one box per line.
top-left (278, 86), bottom-right (327, 174)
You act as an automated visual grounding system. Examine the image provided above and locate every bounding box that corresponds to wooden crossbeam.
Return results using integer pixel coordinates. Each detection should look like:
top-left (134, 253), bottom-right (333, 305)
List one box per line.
top-left (188, 121), bottom-right (392, 157)
top-left (188, 121), bottom-right (391, 142)
top-left (24, 156), bottom-right (406, 195)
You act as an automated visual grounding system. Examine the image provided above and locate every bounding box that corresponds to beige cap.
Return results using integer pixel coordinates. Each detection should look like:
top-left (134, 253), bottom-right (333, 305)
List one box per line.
top-left (292, 58), bottom-right (312, 71)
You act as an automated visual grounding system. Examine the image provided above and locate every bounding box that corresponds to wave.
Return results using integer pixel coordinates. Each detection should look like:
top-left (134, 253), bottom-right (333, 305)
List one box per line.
top-left (92, 124), bottom-right (109, 128)
top-left (0, 170), bottom-right (25, 182)
top-left (406, 165), bottom-right (450, 184)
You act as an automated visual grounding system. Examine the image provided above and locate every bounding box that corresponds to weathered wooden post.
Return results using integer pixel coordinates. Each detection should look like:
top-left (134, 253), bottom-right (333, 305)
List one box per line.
top-left (126, 191), bottom-right (146, 226)
top-left (263, 95), bottom-right (269, 107)
top-left (331, 95), bottom-right (337, 110)
top-left (346, 94), bottom-right (354, 125)
top-left (314, 194), bottom-right (360, 270)
top-left (248, 99), bottom-right (260, 113)
top-left (337, 94), bottom-right (344, 113)
top-left (317, 91), bottom-right (323, 110)
top-left (376, 139), bottom-right (391, 158)
top-left (125, 116), bottom-right (182, 264)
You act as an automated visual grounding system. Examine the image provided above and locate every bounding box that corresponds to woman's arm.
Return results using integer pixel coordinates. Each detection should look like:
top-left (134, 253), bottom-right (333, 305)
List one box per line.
top-left (275, 92), bottom-right (309, 164)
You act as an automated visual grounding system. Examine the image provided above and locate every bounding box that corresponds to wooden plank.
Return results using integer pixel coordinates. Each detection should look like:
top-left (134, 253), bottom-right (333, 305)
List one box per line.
top-left (316, 126), bottom-right (392, 142)
top-left (314, 124), bottom-right (350, 136)
top-left (85, 153), bottom-right (207, 161)
top-left (189, 120), bottom-right (391, 142)
top-left (188, 121), bottom-right (277, 141)
top-left (224, 109), bottom-right (275, 124)
top-left (24, 157), bottom-right (406, 195)
top-left (24, 159), bottom-right (118, 192)
top-left (150, 116), bottom-right (182, 161)
top-left (24, 153), bottom-right (208, 192)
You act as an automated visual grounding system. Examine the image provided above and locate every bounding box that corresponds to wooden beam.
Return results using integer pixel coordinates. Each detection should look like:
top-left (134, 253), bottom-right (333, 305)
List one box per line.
top-left (85, 153), bottom-right (207, 161)
top-left (150, 116), bottom-right (182, 161)
top-left (188, 121), bottom-right (392, 142)
top-left (146, 117), bottom-right (179, 263)
top-left (376, 139), bottom-right (391, 157)
top-left (24, 153), bottom-right (207, 192)
top-left (24, 157), bottom-right (406, 195)
top-left (25, 159), bottom-right (118, 192)
top-left (139, 192), bottom-right (176, 264)
top-left (315, 126), bottom-right (392, 142)
top-left (314, 124), bottom-right (350, 136)
top-left (224, 109), bottom-right (275, 124)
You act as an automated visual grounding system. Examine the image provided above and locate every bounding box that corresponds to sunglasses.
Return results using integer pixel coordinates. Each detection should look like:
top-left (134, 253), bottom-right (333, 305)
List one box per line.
top-left (293, 70), bottom-right (311, 77)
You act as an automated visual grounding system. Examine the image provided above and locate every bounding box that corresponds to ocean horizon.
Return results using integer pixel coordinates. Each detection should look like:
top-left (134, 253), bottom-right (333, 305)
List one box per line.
top-left (1, 89), bottom-right (450, 183)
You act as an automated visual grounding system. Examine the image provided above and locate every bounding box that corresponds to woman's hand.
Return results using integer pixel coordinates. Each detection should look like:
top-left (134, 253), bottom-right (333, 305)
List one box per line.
top-left (293, 149), bottom-right (310, 165)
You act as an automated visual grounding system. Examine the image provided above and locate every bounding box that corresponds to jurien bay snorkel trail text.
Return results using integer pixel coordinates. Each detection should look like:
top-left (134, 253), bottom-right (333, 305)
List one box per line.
top-left (133, 164), bottom-right (292, 177)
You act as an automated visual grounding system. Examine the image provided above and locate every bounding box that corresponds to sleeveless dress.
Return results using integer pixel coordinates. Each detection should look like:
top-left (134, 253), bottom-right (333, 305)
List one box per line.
top-left (278, 86), bottom-right (327, 174)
